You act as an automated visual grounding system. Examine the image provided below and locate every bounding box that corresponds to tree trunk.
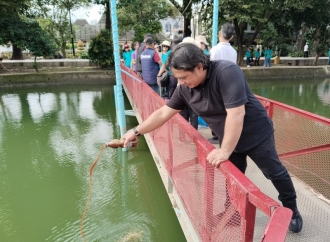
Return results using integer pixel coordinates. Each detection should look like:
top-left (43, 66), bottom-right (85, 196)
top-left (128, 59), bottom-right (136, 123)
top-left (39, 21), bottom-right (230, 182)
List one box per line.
top-left (61, 42), bottom-right (67, 58)
top-left (234, 19), bottom-right (245, 66)
top-left (105, 2), bottom-right (111, 31)
top-left (313, 55), bottom-right (319, 66)
top-left (183, 16), bottom-right (191, 37)
top-left (11, 44), bottom-right (23, 60)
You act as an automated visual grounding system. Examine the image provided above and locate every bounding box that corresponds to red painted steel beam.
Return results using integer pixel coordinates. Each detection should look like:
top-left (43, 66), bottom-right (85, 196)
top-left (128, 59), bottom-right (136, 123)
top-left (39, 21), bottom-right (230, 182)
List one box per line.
top-left (255, 95), bottom-right (330, 126)
top-left (249, 190), bottom-right (280, 217)
top-left (278, 143), bottom-right (330, 158)
top-left (261, 207), bottom-right (292, 242)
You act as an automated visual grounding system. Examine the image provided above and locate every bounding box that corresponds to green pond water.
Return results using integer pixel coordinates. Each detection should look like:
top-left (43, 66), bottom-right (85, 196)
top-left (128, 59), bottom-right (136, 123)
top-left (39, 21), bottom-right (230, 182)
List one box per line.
top-left (0, 85), bottom-right (185, 242)
top-left (249, 77), bottom-right (330, 118)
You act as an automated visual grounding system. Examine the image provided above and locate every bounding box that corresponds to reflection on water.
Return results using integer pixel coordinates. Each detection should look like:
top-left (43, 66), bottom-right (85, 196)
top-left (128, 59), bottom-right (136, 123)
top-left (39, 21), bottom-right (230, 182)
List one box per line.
top-left (249, 77), bottom-right (330, 118)
top-left (0, 85), bottom-right (185, 242)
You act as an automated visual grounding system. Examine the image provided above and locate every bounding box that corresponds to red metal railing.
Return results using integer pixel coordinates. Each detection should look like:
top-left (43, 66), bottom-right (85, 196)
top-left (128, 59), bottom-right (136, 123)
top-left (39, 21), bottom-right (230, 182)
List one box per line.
top-left (120, 64), bottom-right (292, 241)
top-left (257, 95), bottom-right (330, 200)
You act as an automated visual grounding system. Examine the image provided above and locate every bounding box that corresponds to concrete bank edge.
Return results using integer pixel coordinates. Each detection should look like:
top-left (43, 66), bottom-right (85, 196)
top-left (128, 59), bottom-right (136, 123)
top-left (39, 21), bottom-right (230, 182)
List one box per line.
top-left (0, 70), bottom-right (116, 88)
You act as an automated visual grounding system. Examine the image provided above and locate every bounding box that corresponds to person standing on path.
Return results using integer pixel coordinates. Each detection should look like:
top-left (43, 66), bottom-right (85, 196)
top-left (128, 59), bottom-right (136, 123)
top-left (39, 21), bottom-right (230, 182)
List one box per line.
top-left (210, 22), bottom-right (237, 64)
top-left (117, 43), bottom-right (303, 234)
top-left (195, 35), bottom-right (210, 55)
top-left (122, 44), bottom-right (132, 68)
top-left (130, 41), bottom-right (139, 71)
top-left (140, 37), bottom-right (162, 94)
top-left (245, 48), bottom-right (251, 67)
top-left (136, 33), bottom-right (153, 78)
top-left (255, 48), bottom-right (260, 66)
top-left (209, 22), bottom-right (237, 140)
top-left (304, 43), bottom-right (309, 58)
top-left (264, 46), bottom-right (273, 67)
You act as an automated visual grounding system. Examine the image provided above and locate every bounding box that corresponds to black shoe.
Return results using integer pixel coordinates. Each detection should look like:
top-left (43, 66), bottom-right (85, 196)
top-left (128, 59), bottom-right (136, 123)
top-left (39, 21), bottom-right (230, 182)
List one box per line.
top-left (212, 136), bottom-right (219, 140)
top-left (289, 209), bottom-right (303, 233)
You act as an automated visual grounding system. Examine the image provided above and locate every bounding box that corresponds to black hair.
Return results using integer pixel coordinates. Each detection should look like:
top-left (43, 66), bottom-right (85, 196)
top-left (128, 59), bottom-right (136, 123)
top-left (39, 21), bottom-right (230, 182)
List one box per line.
top-left (144, 33), bottom-right (152, 39)
top-left (171, 37), bottom-right (183, 50)
top-left (165, 43), bottom-right (210, 72)
top-left (221, 22), bottom-right (235, 40)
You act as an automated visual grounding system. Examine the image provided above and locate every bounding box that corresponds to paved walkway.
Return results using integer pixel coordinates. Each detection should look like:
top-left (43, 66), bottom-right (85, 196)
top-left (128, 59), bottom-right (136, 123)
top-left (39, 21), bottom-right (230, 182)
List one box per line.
top-left (198, 127), bottom-right (330, 242)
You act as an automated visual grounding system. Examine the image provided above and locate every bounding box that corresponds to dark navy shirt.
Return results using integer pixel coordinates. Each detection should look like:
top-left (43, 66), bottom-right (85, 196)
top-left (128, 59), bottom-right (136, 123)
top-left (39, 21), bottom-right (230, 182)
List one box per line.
top-left (166, 60), bottom-right (273, 152)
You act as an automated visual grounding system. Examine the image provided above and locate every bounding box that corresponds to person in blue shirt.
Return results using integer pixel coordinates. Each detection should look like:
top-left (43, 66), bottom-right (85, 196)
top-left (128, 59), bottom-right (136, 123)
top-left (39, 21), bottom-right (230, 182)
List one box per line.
top-left (255, 48), bottom-right (260, 66)
top-left (328, 48), bottom-right (330, 65)
top-left (265, 46), bottom-right (273, 67)
top-left (160, 40), bottom-right (171, 98)
top-left (122, 43), bottom-right (132, 68)
top-left (263, 47), bottom-right (268, 67)
top-left (245, 49), bottom-right (251, 67)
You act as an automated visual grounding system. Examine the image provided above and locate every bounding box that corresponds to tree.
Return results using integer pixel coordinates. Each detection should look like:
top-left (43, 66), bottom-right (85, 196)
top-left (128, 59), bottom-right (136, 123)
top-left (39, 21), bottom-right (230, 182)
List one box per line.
top-left (90, 0), bottom-right (111, 30)
top-left (0, 0), bottom-right (38, 59)
top-left (0, 18), bottom-right (56, 64)
top-left (169, 0), bottom-right (199, 37)
top-left (88, 29), bottom-right (114, 68)
top-left (116, 0), bottom-right (178, 42)
top-left (200, 0), bottom-right (314, 65)
top-left (25, 22), bottom-right (57, 72)
top-left (37, 0), bottom-right (89, 57)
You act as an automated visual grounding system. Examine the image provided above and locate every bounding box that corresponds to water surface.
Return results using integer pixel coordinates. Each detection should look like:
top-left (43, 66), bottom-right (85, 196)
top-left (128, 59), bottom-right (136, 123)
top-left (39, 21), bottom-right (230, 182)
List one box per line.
top-left (0, 85), bottom-right (185, 242)
top-left (249, 77), bottom-right (330, 118)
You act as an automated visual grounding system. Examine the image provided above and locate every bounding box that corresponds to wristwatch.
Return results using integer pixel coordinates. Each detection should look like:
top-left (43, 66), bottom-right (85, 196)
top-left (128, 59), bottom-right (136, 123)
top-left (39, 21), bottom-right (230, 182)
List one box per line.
top-left (132, 126), bottom-right (141, 136)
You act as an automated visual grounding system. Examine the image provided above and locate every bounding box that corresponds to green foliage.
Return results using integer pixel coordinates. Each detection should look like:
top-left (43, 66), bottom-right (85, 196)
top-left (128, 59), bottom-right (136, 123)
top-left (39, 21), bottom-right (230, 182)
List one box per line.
top-left (288, 51), bottom-right (303, 57)
top-left (25, 21), bottom-right (57, 58)
top-left (117, 0), bottom-right (178, 42)
top-left (66, 43), bottom-right (78, 49)
top-left (88, 29), bottom-right (114, 68)
top-left (79, 51), bottom-right (89, 59)
top-left (0, 17), bottom-right (56, 57)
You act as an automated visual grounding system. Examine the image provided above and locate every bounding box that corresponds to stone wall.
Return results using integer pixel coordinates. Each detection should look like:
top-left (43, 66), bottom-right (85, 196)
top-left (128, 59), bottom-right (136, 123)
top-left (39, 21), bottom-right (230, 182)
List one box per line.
top-left (0, 70), bottom-right (115, 88)
top-left (243, 66), bottom-right (330, 79)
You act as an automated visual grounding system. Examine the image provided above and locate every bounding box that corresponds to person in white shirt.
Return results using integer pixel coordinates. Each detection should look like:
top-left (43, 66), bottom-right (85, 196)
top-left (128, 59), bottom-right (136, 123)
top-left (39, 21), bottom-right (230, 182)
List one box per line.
top-left (210, 22), bottom-right (238, 140)
top-left (304, 43), bottom-right (309, 58)
top-left (210, 22), bottom-right (237, 63)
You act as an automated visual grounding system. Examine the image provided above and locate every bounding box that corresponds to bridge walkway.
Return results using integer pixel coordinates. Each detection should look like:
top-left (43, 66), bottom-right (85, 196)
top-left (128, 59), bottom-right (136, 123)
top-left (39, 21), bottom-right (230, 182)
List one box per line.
top-left (199, 127), bottom-right (330, 242)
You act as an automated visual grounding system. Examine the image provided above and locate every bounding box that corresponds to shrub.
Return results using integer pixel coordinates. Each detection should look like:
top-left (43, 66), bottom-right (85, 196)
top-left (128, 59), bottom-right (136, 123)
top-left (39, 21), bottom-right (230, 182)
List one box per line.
top-left (288, 51), bottom-right (303, 57)
top-left (88, 29), bottom-right (114, 68)
top-left (80, 51), bottom-right (88, 59)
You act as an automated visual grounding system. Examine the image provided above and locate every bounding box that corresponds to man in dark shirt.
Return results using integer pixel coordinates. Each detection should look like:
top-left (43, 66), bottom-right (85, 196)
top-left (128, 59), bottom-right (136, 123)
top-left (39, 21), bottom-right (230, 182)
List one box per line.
top-left (119, 43), bottom-right (303, 233)
top-left (135, 33), bottom-right (153, 78)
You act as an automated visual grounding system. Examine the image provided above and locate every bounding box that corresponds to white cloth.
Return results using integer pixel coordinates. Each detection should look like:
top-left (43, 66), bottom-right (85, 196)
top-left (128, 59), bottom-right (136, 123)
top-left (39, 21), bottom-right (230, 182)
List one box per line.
top-left (210, 42), bottom-right (237, 63)
top-left (304, 44), bottom-right (308, 52)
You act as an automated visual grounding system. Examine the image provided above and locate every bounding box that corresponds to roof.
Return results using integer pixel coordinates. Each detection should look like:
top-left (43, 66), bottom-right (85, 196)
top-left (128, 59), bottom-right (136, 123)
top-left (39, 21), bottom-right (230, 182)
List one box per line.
top-left (73, 19), bottom-right (89, 28)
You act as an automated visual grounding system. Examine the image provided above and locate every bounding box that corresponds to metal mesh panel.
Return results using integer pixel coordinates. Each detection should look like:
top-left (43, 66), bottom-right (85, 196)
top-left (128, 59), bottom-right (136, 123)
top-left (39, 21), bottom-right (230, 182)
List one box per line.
top-left (257, 95), bottom-right (330, 201)
top-left (121, 67), bottom-right (292, 242)
top-left (273, 106), bottom-right (330, 154)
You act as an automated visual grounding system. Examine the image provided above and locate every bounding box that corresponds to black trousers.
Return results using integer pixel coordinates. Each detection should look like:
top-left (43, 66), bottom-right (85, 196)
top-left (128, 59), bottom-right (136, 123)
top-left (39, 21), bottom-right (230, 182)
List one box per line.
top-left (228, 134), bottom-right (297, 210)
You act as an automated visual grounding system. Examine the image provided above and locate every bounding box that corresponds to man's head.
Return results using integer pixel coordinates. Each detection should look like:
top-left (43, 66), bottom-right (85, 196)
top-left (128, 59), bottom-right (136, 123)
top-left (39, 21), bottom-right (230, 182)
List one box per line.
top-left (166, 43), bottom-right (210, 88)
top-left (143, 33), bottom-right (152, 42)
top-left (145, 37), bottom-right (155, 48)
top-left (219, 22), bottom-right (235, 42)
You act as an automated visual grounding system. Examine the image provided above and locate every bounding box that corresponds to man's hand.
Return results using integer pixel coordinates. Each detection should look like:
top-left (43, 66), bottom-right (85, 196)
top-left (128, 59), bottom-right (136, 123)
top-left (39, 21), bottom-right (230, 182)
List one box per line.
top-left (121, 129), bottom-right (137, 148)
top-left (206, 148), bottom-right (231, 168)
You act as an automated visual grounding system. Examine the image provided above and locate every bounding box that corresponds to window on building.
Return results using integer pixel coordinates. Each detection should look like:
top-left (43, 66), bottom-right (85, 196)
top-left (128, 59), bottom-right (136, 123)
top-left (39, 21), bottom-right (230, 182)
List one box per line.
top-left (165, 22), bottom-right (171, 32)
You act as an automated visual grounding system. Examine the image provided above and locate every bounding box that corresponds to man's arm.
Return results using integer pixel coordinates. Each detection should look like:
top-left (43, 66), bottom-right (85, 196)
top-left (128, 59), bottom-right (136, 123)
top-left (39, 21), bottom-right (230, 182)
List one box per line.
top-left (206, 105), bottom-right (245, 167)
top-left (121, 105), bottom-right (180, 147)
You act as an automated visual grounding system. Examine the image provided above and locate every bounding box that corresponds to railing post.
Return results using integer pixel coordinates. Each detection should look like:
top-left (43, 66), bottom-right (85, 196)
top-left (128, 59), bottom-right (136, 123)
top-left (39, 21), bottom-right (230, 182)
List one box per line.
top-left (212, 0), bottom-right (219, 47)
top-left (110, 0), bottom-right (127, 146)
